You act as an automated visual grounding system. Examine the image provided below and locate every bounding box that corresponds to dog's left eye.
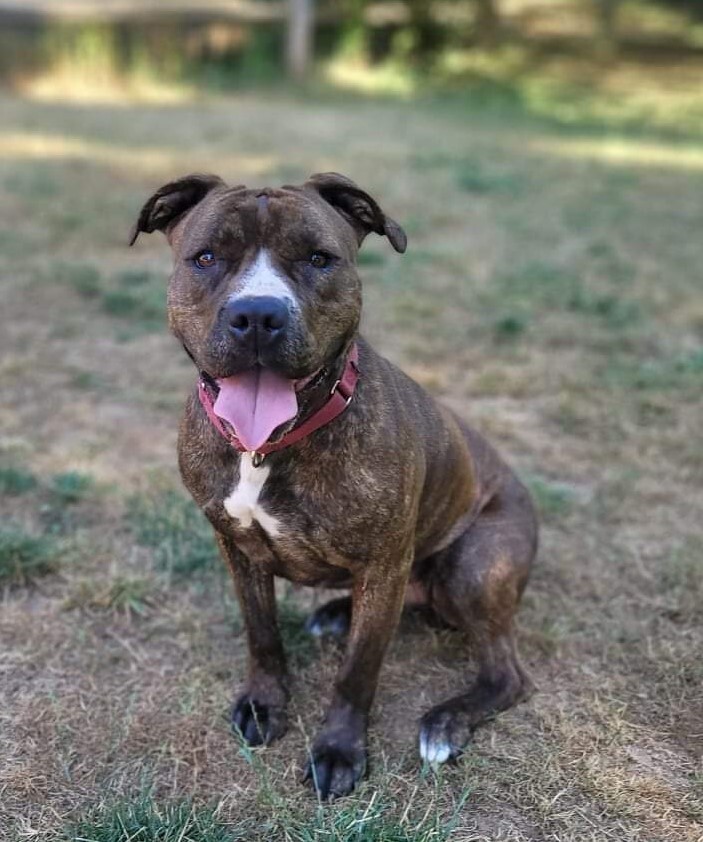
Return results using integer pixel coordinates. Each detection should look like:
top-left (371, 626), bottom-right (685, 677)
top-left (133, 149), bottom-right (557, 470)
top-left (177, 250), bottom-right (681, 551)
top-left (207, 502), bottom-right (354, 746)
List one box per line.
top-left (309, 251), bottom-right (330, 269)
top-left (194, 251), bottom-right (216, 269)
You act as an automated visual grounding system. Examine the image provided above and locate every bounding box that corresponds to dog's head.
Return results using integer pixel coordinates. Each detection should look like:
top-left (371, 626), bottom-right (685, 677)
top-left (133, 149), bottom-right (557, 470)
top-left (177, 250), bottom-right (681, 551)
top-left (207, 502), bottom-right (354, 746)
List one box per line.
top-left (130, 172), bottom-right (406, 450)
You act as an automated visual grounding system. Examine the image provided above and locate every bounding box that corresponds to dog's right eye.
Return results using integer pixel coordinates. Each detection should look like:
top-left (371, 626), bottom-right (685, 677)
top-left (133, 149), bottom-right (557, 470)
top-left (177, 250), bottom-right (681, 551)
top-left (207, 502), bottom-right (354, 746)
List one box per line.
top-left (194, 251), bottom-right (216, 269)
top-left (309, 251), bottom-right (331, 269)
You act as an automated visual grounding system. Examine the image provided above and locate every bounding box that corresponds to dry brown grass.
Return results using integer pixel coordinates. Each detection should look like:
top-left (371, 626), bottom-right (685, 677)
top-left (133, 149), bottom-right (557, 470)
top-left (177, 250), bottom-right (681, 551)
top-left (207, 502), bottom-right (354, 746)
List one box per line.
top-left (0, 76), bottom-right (701, 840)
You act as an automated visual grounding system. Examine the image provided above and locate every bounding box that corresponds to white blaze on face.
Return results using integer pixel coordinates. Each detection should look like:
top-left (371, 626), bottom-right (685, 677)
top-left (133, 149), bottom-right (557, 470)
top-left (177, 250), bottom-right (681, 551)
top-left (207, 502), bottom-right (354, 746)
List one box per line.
top-left (223, 453), bottom-right (282, 537)
top-left (231, 249), bottom-right (298, 310)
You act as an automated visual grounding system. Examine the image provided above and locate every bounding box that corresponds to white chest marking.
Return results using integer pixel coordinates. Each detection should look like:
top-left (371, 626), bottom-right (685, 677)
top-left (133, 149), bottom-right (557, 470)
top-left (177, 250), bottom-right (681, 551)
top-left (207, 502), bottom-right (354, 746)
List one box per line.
top-left (223, 453), bottom-right (282, 537)
top-left (230, 249), bottom-right (298, 310)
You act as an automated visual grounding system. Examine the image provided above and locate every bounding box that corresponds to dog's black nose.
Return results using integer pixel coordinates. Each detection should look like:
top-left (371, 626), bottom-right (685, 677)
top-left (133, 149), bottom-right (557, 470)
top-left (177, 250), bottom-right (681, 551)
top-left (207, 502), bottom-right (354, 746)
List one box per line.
top-left (225, 297), bottom-right (289, 345)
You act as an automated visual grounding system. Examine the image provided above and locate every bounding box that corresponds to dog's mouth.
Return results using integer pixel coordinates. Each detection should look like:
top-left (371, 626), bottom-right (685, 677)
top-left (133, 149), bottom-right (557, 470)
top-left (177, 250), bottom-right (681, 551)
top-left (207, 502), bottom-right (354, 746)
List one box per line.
top-left (201, 365), bottom-right (325, 452)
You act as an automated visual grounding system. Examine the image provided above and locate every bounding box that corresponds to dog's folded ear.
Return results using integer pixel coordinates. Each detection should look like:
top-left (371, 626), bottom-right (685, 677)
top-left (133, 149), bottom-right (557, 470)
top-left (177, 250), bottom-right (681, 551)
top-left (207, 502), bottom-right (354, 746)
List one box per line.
top-left (129, 174), bottom-right (226, 245)
top-left (305, 172), bottom-right (407, 254)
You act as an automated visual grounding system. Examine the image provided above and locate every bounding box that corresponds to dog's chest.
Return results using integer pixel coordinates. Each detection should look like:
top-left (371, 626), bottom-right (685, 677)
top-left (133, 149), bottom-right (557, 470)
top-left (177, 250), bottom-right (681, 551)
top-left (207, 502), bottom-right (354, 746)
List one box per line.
top-left (223, 453), bottom-right (282, 537)
top-left (218, 454), bottom-right (360, 585)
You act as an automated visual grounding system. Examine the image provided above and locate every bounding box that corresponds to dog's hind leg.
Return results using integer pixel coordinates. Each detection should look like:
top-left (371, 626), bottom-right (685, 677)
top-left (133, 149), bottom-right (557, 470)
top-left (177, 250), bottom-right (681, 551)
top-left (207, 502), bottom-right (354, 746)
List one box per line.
top-left (305, 580), bottom-right (431, 640)
top-left (306, 596), bottom-right (352, 639)
top-left (418, 477), bottom-right (537, 764)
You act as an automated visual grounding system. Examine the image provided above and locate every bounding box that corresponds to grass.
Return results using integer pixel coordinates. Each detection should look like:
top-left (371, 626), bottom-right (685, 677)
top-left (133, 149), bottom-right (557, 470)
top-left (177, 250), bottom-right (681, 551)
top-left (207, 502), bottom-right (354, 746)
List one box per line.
top-left (66, 798), bottom-right (237, 842)
top-left (51, 471), bottom-right (96, 504)
top-left (522, 475), bottom-right (579, 523)
top-left (127, 488), bottom-right (219, 576)
top-left (0, 464), bottom-right (38, 495)
top-left (605, 348), bottom-right (703, 393)
top-left (0, 525), bottom-right (62, 585)
top-left (659, 537), bottom-right (703, 622)
top-left (63, 575), bottom-right (155, 617)
top-left (487, 261), bottom-right (643, 329)
top-left (456, 161), bottom-right (524, 195)
top-left (277, 599), bottom-right (320, 668)
top-left (1, 49), bottom-right (702, 842)
top-left (66, 781), bottom-right (463, 842)
top-left (57, 261), bottom-right (102, 298)
top-left (58, 261), bottom-right (167, 337)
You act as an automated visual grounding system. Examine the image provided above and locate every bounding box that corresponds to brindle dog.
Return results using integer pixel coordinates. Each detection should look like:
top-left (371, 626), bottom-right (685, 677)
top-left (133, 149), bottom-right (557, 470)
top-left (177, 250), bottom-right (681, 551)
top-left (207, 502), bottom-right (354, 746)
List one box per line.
top-left (130, 172), bottom-right (538, 799)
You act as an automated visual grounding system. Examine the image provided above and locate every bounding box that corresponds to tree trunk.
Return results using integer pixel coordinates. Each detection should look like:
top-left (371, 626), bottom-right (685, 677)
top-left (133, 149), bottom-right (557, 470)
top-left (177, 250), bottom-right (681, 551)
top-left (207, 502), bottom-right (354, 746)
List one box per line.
top-left (595, 0), bottom-right (621, 59)
top-left (287, 0), bottom-right (313, 80)
top-left (475, 0), bottom-right (500, 46)
top-left (406, 0), bottom-right (443, 68)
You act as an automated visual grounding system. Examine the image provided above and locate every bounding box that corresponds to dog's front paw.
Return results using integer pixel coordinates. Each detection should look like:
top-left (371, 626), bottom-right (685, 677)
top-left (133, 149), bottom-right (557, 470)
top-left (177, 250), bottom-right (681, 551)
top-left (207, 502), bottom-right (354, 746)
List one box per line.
top-left (231, 694), bottom-right (287, 746)
top-left (303, 740), bottom-right (367, 799)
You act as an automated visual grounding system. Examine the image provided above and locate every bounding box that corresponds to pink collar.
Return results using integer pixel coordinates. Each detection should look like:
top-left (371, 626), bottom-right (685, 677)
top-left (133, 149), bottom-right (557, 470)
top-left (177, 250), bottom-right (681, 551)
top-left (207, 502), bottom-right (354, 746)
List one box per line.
top-left (198, 343), bottom-right (359, 462)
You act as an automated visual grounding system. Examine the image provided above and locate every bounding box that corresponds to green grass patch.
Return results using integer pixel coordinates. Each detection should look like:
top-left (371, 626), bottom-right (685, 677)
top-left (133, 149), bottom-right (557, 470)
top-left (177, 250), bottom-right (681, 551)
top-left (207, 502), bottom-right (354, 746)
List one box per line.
top-left (0, 525), bottom-right (62, 585)
top-left (70, 369), bottom-right (107, 391)
top-left (51, 471), bottom-right (95, 504)
top-left (66, 798), bottom-right (236, 842)
top-left (493, 312), bottom-right (528, 342)
top-left (101, 288), bottom-right (164, 323)
top-left (357, 249), bottom-right (386, 267)
top-left (57, 262), bottom-right (102, 298)
top-left (567, 289), bottom-right (642, 329)
top-left (605, 348), bottom-right (703, 392)
top-left (456, 161), bottom-right (523, 195)
top-left (100, 269), bottom-right (166, 336)
top-left (0, 465), bottom-right (38, 495)
top-left (5, 166), bottom-right (61, 200)
top-left (127, 488), bottom-right (218, 577)
top-left (484, 261), bottom-right (643, 336)
top-left (57, 262), bottom-right (166, 335)
top-left (277, 600), bottom-right (319, 668)
top-left (524, 475), bottom-right (579, 522)
top-left (659, 536), bottom-right (703, 622)
top-left (63, 576), bottom-right (154, 616)
top-left (65, 783), bottom-right (464, 842)
top-left (115, 269), bottom-right (156, 288)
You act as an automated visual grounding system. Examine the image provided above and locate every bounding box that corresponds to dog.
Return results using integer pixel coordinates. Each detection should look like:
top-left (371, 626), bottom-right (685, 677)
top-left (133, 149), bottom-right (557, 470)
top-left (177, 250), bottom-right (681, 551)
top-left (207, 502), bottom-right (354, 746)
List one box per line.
top-left (130, 172), bottom-right (538, 799)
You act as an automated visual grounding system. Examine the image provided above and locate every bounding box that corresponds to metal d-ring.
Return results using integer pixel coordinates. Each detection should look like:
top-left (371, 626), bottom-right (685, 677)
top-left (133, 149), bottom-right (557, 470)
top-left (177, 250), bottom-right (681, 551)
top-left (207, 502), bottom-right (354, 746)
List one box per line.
top-left (251, 452), bottom-right (265, 468)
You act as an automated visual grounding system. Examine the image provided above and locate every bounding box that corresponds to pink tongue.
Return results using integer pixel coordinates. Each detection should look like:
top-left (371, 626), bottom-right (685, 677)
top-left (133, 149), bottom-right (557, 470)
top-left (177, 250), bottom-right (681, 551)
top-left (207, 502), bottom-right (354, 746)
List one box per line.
top-left (214, 368), bottom-right (298, 452)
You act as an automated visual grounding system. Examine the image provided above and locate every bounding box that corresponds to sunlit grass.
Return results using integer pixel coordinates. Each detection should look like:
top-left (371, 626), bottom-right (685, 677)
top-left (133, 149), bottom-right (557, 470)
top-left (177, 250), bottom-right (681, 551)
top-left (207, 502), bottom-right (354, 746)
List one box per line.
top-left (323, 56), bottom-right (417, 98)
top-left (0, 130), bottom-right (278, 182)
top-left (22, 72), bottom-right (194, 106)
top-left (532, 136), bottom-right (703, 169)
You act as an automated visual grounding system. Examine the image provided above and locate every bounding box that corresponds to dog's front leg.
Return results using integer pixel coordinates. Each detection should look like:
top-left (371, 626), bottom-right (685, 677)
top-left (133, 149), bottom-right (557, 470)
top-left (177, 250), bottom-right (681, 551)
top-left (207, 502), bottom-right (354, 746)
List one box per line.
top-left (304, 548), bottom-right (412, 799)
top-left (216, 533), bottom-right (289, 746)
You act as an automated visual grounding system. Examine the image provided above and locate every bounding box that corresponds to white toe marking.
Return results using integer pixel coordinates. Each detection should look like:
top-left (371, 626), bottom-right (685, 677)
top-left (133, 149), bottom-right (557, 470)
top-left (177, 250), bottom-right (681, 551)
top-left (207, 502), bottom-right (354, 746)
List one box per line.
top-left (229, 249), bottom-right (298, 310)
top-left (224, 453), bottom-right (282, 537)
top-left (419, 730), bottom-right (452, 765)
top-left (307, 620), bottom-right (323, 637)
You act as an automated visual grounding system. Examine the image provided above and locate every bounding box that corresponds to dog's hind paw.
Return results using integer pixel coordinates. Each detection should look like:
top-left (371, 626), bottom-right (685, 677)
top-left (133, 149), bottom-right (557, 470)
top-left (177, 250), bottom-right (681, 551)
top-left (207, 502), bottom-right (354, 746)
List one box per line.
top-left (418, 705), bottom-right (469, 766)
top-left (305, 597), bottom-right (351, 640)
top-left (418, 727), bottom-right (456, 765)
top-left (231, 695), bottom-right (287, 747)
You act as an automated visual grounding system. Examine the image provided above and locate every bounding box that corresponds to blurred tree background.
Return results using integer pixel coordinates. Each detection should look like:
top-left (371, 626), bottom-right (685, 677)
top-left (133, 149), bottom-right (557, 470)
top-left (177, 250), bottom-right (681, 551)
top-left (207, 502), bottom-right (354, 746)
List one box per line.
top-left (1, 0), bottom-right (702, 104)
